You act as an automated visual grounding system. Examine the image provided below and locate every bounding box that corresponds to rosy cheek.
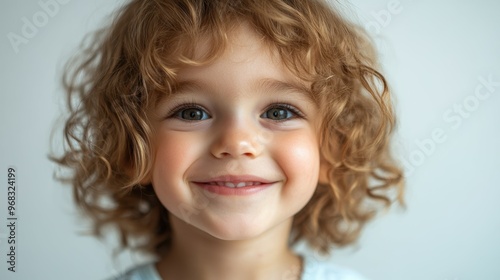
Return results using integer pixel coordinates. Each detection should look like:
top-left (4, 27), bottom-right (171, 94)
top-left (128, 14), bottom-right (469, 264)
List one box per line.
top-left (152, 132), bottom-right (201, 201)
top-left (155, 134), bottom-right (186, 171)
top-left (272, 131), bottom-right (320, 186)
top-left (155, 131), bottom-right (202, 167)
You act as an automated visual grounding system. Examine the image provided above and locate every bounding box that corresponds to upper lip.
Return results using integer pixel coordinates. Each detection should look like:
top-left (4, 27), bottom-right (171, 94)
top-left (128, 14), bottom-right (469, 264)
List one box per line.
top-left (193, 175), bottom-right (274, 184)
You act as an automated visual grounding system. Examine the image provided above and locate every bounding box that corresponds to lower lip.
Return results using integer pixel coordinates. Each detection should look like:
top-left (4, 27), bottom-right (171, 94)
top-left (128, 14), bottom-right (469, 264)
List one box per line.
top-left (193, 183), bottom-right (274, 196)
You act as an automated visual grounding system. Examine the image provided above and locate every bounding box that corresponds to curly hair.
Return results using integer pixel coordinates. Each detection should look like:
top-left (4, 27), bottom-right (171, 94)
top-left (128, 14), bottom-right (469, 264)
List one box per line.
top-left (51, 0), bottom-right (405, 258)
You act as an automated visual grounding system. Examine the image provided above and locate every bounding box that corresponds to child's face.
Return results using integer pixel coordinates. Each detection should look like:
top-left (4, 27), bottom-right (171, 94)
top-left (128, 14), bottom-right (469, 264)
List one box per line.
top-left (148, 24), bottom-right (323, 241)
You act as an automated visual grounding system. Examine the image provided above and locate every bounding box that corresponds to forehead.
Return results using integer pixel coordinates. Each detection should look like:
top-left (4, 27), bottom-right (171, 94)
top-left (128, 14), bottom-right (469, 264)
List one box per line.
top-left (175, 23), bottom-right (311, 95)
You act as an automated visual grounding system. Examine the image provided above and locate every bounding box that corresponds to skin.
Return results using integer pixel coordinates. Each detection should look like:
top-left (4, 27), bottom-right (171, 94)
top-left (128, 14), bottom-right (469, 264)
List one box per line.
top-left (146, 23), bottom-right (324, 280)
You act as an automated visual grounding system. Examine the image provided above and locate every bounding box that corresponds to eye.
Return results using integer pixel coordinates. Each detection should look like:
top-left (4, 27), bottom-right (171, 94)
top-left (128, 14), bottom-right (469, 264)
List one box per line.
top-left (261, 104), bottom-right (304, 121)
top-left (170, 104), bottom-right (211, 121)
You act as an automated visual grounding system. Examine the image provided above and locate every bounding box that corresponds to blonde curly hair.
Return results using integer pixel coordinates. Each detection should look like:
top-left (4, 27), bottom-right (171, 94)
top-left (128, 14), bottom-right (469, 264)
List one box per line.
top-left (51, 0), bottom-right (405, 257)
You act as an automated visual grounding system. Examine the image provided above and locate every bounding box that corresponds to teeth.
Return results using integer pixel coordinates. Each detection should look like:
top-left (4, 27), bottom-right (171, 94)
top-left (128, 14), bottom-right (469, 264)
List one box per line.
top-left (206, 182), bottom-right (263, 188)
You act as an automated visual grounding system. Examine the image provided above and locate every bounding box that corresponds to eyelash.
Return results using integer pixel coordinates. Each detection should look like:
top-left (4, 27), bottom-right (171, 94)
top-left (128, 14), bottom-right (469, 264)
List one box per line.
top-left (263, 103), bottom-right (306, 120)
top-left (167, 102), bottom-right (210, 120)
top-left (166, 102), bottom-right (306, 121)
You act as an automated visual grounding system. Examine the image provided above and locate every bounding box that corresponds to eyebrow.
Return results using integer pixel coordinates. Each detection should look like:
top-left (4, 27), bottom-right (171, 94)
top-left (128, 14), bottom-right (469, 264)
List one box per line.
top-left (164, 78), bottom-right (315, 105)
top-left (171, 80), bottom-right (205, 95)
top-left (253, 78), bottom-right (315, 104)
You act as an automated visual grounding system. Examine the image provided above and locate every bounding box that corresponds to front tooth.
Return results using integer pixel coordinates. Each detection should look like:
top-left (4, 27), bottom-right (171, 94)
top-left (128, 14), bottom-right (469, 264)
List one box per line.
top-left (236, 182), bottom-right (246, 188)
top-left (225, 182), bottom-right (236, 188)
top-left (216, 182), bottom-right (225, 186)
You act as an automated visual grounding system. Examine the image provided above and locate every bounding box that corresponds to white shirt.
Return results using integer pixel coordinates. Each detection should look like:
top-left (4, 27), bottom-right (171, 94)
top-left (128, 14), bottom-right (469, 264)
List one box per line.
top-left (109, 254), bottom-right (369, 280)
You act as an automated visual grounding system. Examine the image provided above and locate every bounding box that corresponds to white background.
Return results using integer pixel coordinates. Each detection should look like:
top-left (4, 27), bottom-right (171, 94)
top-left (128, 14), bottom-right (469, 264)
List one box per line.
top-left (0, 0), bottom-right (499, 279)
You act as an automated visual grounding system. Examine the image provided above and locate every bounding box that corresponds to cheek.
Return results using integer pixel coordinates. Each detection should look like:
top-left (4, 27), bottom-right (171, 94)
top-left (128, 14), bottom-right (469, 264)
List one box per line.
top-left (154, 132), bottom-right (194, 178)
top-left (151, 131), bottom-right (204, 207)
top-left (272, 131), bottom-right (320, 191)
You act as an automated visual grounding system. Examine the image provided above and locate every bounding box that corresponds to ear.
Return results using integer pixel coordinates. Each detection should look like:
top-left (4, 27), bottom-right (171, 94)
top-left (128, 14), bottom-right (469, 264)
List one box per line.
top-left (125, 163), bottom-right (152, 186)
top-left (138, 173), bottom-right (152, 186)
top-left (318, 156), bottom-right (330, 185)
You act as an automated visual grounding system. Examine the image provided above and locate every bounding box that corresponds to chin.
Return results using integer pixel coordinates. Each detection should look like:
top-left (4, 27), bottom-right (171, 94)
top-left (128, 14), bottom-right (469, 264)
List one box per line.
top-left (199, 215), bottom-right (286, 242)
top-left (210, 229), bottom-right (264, 241)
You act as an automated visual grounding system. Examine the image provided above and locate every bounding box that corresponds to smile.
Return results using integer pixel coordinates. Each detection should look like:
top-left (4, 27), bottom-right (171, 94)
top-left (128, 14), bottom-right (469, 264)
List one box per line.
top-left (192, 175), bottom-right (276, 195)
top-left (205, 181), bottom-right (263, 188)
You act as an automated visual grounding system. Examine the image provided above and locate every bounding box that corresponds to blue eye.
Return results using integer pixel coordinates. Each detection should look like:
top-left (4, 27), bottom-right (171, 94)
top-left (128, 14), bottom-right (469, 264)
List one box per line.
top-left (171, 105), bottom-right (210, 121)
top-left (261, 104), bottom-right (303, 121)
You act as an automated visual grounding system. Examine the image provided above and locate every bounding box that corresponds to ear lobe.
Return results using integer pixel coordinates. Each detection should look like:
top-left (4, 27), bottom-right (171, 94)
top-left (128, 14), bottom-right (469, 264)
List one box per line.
top-left (136, 169), bottom-right (152, 186)
top-left (138, 175), bottom-right (152, 186)
top-left (318, 157), bottom-right (330, 185)
top-left (125, 163), bottom-right (152, 186)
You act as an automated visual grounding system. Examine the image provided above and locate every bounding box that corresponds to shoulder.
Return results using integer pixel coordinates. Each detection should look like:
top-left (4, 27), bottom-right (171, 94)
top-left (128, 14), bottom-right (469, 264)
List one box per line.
top-left (301, 254), bottom-right (370, 280)
top-left (105, 262), bottom-right (161, 280)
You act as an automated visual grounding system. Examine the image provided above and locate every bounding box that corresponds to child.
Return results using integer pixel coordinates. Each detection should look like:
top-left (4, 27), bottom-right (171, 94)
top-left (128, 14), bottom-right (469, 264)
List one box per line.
top-left (52, 0), bottom-right (404, 279)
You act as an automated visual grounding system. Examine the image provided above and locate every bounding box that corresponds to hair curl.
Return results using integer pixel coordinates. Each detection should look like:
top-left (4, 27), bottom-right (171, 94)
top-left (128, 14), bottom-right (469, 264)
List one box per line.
top-left (50, 0), bottom-right (405, 258)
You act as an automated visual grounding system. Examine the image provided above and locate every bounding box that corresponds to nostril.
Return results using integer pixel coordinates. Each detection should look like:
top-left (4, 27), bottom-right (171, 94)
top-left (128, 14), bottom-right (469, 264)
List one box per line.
top-left (220, 151), bottom-right (231, 157)
top-left (210, 128), bottom-right (265, 158)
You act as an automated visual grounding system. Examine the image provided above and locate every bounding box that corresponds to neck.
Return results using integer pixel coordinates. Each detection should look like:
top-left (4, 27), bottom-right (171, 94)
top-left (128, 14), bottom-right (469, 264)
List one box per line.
top-left (155, 214), bottom-right (303, 280)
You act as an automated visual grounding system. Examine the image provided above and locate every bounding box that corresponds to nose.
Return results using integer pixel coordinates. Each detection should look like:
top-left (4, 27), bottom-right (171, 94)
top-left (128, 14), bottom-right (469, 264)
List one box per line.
top-left (210, 120), bottom-right (265, 159)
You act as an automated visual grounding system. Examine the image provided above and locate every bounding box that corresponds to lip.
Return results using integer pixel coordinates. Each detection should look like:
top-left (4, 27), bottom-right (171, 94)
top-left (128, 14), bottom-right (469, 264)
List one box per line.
top-left (192, 175), bottom-right (276, 196)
